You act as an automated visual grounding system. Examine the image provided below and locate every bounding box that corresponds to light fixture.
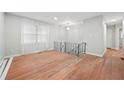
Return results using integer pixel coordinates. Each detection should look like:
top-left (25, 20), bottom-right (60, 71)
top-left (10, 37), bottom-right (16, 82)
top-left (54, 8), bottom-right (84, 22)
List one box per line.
top-left (61, 21), bottom-right (74, 26)
top-left (65, 21), bottom-right (72, 26)
top-left (111, 19), bottom-right (117, 22)
top-left (66, 26), bottom-right (70, 31)
top-left (53, 17), bottom-right (58, 21)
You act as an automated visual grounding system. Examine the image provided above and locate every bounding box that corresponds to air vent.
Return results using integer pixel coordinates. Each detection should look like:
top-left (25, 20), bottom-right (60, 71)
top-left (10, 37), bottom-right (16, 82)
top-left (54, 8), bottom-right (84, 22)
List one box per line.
top-left (0, 58), bottom-right (9, 78)
top-left (0, 57), bottom-right (13, 80)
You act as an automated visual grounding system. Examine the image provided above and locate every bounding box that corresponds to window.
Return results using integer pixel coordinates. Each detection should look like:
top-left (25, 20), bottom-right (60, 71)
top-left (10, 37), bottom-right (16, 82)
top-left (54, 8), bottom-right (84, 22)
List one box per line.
top-left (37, 25), bottom-right (48, 43)
top-left (21, 20), bottom-right (49, 54)
top-left (22, 22), bottom-right (48, 44)
top-left (21, 21), bottom-right (36, 44)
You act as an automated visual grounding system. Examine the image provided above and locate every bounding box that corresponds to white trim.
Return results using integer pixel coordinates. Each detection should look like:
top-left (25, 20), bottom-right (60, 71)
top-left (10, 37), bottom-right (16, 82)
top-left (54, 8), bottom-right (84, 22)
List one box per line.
top-left (102, 48), bottom-right (107, 57)
top-left (86, 51), bottom-right (105, 57)
top-left (4, 54), bottom-right (20, 59)
top-left (0, 58), bottom-right (4, 67)
top-left (113, 48), bottom-right (119, 50)
top-left (4, 48), bottom-right (54, 58)
top-left (0, 57), bottom-right (13, 80)
top-left (47, 48), bottom-right (54, 50)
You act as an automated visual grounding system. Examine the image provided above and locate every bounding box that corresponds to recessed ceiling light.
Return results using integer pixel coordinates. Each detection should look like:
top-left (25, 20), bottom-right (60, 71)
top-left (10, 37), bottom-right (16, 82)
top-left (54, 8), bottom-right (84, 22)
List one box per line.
top-left (53, 17), bottom-right (58, 21)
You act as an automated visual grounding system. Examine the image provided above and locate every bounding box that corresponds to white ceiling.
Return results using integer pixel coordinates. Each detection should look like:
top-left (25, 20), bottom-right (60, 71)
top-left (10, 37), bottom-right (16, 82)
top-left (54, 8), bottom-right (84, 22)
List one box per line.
top-left (106, 20), bottom-right (122, 26)
top-left (8, 12), bottom-right (106, 24)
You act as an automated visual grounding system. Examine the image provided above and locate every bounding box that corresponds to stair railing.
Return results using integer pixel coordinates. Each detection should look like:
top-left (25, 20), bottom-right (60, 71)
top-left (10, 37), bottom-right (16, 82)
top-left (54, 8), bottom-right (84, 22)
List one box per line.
top-left (54, 41), bottom-right (86, 56)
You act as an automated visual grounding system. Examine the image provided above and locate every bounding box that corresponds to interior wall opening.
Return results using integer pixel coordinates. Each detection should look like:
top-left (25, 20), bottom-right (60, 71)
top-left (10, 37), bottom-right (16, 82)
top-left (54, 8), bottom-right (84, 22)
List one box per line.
top-left (106, 20), bottom-right (123, 50)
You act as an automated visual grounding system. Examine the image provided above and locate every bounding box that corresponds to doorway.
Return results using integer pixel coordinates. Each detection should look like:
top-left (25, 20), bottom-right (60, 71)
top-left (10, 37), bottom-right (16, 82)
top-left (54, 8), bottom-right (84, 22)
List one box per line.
top-left (106, 25), bottom-right (115, 49)
top-left (106, 21), bottom-right (123, 50)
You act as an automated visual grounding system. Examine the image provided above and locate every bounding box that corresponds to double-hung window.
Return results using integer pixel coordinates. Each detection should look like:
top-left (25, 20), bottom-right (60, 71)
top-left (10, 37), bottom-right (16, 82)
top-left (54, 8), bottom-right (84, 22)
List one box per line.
top-left (21, 19), bottom-right (49, 54)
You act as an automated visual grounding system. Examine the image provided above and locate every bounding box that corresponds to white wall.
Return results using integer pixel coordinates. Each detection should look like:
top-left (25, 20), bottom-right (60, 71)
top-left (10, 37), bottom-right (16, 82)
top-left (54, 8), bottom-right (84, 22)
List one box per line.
top-left (122, 20), bottom-right (124, 50)
top-left (78, 16), bottom-right (105, 56)
top-left (5, 14), bottom-right (22, 56)
top-left (115, 24), bottom-right (122, 49)
top-left (0, 12), bottom-right (5, 62)
top-left (49, 24), bottom-right (68, 49)
top-left (49, 24), bottom-right (81, 45)
top-left (5, 13), bottom-right (54, 56)
top-left (66, 25), bottom-right (80, 43)
top-left (103, 23), bottom-right (107, 53)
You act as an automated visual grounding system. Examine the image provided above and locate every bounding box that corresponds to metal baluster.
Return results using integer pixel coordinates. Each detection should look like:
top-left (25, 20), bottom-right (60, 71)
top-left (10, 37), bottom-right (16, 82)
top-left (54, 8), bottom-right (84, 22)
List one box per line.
top-left (84, 43), bottom-right (86, 54)
top-left (77, 44), bottom-right (79, 56)
top-left (54, 41), bottom-right (86, 56)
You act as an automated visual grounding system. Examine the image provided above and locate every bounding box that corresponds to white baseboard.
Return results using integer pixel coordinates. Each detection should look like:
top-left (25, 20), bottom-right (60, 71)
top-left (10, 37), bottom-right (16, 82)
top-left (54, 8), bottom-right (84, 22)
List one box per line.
top-left (47, 48), bottom-right (54, 50)
top-left (86, 50), bottom-right (106, 57)
top-left (4, 54), bottom-right (20, 59)
top-left (102, 49), bottom-right (106, 56)
top-left (4, 48), bottom-right (54, 58)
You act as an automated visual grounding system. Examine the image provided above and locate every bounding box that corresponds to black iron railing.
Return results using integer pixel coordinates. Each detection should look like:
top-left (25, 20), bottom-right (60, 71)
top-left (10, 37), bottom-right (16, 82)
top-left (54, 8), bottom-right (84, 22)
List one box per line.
top-left (54, 41), bottom-right (86, 56)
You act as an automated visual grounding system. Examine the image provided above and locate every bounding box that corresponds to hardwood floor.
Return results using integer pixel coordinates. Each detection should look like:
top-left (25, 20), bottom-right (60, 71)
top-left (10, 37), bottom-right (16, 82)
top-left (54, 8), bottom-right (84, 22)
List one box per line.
top-left (6, 49), bottom-right (124, 80)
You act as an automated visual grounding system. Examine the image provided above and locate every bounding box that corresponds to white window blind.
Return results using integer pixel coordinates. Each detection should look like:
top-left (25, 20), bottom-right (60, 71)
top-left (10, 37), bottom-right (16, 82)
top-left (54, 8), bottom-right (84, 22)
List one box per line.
top-left (21, 19), bottom-right (49, 54)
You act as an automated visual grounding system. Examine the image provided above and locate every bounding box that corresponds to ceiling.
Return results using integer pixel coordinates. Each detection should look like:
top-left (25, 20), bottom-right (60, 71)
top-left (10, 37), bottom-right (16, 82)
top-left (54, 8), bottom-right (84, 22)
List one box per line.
top-left (8, 12), bottom-right (106, 24)
top-left (106, 20), bottom-right (122, 26)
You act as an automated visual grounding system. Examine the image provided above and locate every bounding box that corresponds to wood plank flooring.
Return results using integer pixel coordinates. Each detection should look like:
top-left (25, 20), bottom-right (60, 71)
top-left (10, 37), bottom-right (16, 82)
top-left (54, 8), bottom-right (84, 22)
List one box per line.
top-left (6, 49), bottom-right (124, 80)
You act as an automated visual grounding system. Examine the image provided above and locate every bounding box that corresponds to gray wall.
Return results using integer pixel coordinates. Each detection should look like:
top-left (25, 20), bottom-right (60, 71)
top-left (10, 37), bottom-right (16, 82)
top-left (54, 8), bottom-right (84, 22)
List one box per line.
top-left (5, 14), bottom-right (22, 56)
top-left (0, 12), bottom-right (5, 62)
top-left (78, 16), bottom-right (105, 56)
top-left (5, 13), bottom-right (54, 56)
